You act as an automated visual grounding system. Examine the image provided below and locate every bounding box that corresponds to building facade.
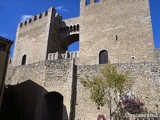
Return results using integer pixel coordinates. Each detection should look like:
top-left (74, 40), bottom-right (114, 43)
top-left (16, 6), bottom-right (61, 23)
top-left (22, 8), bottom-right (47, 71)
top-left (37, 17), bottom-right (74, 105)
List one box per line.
top-left (1, 0), bottom-right (160, 120)
top-left (0, 37), bottom-right (13, 110)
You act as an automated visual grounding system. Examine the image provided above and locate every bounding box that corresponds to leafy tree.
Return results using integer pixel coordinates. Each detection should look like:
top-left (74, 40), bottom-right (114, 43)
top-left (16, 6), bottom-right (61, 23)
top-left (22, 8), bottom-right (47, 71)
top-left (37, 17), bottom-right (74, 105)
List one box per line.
top-left (80, 64), bottom-right (134, 119)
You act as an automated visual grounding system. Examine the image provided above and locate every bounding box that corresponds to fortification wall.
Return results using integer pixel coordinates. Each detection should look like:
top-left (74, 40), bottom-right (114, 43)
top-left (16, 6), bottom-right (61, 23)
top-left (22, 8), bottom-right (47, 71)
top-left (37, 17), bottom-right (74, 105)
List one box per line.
top-left (6, 60), bottom-right (160, 120)
top-left (79, 0), bottom-right (155, 64)
top-left (6, 59), bottom-right (74, 120)
top-left (47, 10), bottom-right (66, 55)
top-left (155, 49), bottom-right (160, 62)
top-left (12, 7), bottom-right (65, 66)
top-left (63, 17), bottom-right (80, 27)
top-left (75, 62), bottom-right (160, 120)
top-left (12, 8), bottom-right (52, 66)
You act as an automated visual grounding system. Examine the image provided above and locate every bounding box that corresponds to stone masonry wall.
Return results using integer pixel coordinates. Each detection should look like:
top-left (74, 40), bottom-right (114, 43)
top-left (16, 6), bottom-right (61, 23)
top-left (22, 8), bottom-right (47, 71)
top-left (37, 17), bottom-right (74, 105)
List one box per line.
top-left (12, 8), bottom-right (51, 66)
top-left (5, 59), bottom-right (160, 120)
top-left (75, 62), bottom-right (160, 120)
top-left (12, 7), bottom-right (65, 66)
top-left (79, 0), bottom-right (155, 64)
top-left (6, 59), bottom-right (74, 120)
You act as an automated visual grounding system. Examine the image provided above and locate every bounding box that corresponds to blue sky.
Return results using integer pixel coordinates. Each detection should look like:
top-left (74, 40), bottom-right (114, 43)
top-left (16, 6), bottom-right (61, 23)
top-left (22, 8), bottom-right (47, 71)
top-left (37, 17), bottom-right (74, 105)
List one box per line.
top-left (0, 0), bottom-right (160, 57)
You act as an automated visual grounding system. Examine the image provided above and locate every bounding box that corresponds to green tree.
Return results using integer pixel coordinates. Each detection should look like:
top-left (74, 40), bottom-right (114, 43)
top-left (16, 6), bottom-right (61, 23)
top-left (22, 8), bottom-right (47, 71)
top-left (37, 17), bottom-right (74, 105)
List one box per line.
top-left (80, 64), bottom-right (133, 119)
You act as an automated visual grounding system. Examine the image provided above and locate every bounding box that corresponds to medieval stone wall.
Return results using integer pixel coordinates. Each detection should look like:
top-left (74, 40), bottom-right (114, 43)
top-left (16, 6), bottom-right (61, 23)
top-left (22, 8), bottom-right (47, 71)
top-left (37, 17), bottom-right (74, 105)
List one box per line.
top-left (12, 9), bottom-right (51, 66)
top-left (5, 60), bottom-right (160, 120)
top-left (4, 0), bottom-right (160, 120)
top-left (6, 59), bottom-right (74, 120)
top-left (75, 62), bottom-right (160, 120)
top-left (79, 0), bottom-right (155, 64)
top-left (12, 7), bottom-right (65, 66)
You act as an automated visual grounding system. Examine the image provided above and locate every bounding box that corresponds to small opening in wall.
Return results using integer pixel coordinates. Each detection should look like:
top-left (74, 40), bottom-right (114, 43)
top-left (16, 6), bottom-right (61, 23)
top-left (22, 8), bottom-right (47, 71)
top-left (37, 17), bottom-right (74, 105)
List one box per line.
top-left (86, 0), bottom-right (90, 5)
top-left (34, 16), bottom-right (37, 21)
top-left (49, 55), bottom-right (52, 60)
top-left (94, 0), bottom-right (100, 3)
top-left (45, 11), bottom-right (48, 16)
top-left (70, 26), bottom-right (73, 32)
top-left (116, 35), bottom-right (118, 40)
top-left (71, 53), bottom-right (73, 59)
top-left (20, 23), bottom-right (23, 27)
top-left (131, 56), bottom-right (134, 59)
top-left (77, 24), bottom-right (80, 31)
top-left (75, 52), bottom-right (77, 57)
top-left (73, 25), bottom-right (76, 32)
top-left (22, 55), bottom-right (26, 65)
top-left (39, 14), bottom-right (42, 19)
top-left (66, 26), bottom-right (69, 30)
top-left (29, 19), bottom-right (32, 23)
top-left (24, 21), bottom-right (27, 25)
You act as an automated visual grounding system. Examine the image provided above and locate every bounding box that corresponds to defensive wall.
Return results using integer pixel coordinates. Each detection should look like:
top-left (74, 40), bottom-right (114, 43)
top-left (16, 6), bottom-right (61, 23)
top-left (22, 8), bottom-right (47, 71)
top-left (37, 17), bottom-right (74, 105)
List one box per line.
top-left (12, 7), bottom-right (66, 66)
top-left (5, 59), bottom-right (160, 120)
top-left (3, 0), bottom-right (160, 119)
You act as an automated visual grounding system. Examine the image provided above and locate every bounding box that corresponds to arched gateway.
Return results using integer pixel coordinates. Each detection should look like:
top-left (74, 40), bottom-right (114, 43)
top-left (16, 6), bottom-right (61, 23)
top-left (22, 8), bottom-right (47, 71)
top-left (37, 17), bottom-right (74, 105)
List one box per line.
top-left (45, 92), bottom-right (63, 120)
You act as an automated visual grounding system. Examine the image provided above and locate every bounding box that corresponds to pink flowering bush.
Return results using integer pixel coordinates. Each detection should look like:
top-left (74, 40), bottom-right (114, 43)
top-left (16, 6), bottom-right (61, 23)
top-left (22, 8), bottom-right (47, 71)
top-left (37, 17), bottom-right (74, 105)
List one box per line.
top-left (121, 96), bottom-right (144, 114)
top-left (97, 114), bottom-right (106, 120)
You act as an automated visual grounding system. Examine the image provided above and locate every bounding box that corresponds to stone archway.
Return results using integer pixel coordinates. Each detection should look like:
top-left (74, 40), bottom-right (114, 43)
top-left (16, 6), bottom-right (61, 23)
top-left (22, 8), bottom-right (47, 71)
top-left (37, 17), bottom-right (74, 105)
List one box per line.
top-left (61, 34), bottom-right (79, 49)
top-left (45, 92), bottom-right (63, 120)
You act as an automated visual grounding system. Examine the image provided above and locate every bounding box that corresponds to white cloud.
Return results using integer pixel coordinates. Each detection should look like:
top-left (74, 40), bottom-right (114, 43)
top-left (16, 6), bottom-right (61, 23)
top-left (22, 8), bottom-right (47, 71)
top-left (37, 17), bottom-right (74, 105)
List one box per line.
top-left (0, 33), bottom-right (8, 37)
top-left (55, 6), bottom-right (70, 12)
top-left (21, 15), bottom-right (33, 22)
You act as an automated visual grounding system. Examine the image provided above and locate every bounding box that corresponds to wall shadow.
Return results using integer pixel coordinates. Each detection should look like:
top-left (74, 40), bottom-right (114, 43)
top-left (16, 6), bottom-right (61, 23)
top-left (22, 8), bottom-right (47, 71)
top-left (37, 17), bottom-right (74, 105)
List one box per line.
top-left (69, 65), bottom-right (78, 120)
top-left (0, 80), bottom-right (69, 120)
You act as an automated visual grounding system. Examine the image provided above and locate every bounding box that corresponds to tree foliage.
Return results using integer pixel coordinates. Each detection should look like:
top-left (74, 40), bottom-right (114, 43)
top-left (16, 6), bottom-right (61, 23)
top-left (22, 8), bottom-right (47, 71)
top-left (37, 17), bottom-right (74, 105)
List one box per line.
top-left (81, 64), bottom-right (133, 109)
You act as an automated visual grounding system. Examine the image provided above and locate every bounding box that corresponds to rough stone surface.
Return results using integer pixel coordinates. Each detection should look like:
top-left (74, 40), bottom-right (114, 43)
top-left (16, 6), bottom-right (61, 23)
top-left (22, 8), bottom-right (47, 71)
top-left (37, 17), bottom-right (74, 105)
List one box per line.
top-left (79, 0), bottom-right (155, 64)
top-left (6, 59), bottom-right (74, 120)
top-left (3, 0), bottom-right (160, 120)
top-left (12, 8), bottom-right (66, 66)
top-left (5, 61), bottom-right (160, 120)
top-left (12, 0), bottom-right (158, 66)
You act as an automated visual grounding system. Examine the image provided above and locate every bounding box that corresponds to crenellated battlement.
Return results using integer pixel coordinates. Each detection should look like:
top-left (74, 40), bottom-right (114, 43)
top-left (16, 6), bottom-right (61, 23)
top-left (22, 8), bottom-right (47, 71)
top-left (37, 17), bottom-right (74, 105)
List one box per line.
top-left (48, 51), bottom-right (79, 60)
top-left (18, 11), bottom-right (48, 28)
top-left (18, 7), bottom-right (62, 28)
top-left (60, 24), bottom-right (79, 33)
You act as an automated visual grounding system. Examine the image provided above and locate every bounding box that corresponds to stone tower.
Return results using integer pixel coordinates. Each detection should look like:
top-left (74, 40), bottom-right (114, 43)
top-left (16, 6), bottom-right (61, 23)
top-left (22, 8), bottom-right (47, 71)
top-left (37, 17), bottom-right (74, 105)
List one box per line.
top-left (79, 0), bottom-right (155, 64)
top-left (12, 7), bottom-right (66, 66)
top-left (12, 0), bottom-right (156, 66)
top-left (2, 0), bottom-right (160, 120)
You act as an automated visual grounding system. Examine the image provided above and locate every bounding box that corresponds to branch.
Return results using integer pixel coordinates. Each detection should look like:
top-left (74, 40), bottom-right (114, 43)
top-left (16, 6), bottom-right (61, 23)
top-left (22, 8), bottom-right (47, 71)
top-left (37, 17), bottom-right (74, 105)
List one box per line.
top-left (111, 102), bottom-right (121, 116)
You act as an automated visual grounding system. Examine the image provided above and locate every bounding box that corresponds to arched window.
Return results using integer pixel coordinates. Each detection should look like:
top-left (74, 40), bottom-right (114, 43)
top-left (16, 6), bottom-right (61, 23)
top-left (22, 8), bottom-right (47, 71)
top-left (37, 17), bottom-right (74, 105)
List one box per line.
top-left (99, 50), bottom-right (108, 64)
top-left (22, 55), bottom-right (26, 65)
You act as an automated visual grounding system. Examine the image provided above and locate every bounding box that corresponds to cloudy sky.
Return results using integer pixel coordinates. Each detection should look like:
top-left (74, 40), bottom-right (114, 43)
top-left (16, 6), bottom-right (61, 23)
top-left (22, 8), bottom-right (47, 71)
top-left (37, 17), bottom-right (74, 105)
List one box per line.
top-left (0, 0), bottom-right (160, 57)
